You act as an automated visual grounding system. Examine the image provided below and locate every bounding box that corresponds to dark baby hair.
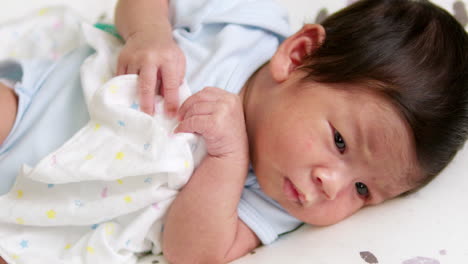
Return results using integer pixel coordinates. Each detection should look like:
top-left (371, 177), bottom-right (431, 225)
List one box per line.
top-left (300, 0), bottom-right (468, 187)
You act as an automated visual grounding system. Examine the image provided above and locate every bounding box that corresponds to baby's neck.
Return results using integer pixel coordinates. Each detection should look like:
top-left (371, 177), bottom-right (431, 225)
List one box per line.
top-left (0, 82), bottom-right (18, 145)
top-left (238, 64), bottom-right (273, 163)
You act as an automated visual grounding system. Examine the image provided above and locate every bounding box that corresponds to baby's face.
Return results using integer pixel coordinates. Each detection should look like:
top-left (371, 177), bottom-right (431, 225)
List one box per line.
top-left (250, 73), bottom-right (421, 226)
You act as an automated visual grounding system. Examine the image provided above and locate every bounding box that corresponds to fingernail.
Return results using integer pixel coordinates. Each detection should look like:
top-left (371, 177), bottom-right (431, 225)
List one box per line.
top-left (167, 107), bottom-right (177, 118)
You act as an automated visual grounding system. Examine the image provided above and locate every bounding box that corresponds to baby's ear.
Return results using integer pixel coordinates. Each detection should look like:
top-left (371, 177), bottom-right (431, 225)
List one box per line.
top-left (270, 24), bottom-right (326, 82)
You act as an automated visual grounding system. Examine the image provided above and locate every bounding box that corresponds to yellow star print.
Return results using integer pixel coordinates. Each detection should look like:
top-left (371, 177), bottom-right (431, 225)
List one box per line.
top-left (38, 8), bottom-right (49, 16)
top-left (115, 152), bottom-right (125, 160)
top-left (46, 210), bottom-right (56, 219)
top-left (184, 160), bottom-right (190, 169)
top-left (85, 154), bottom-right (94, 160)
top-left (16, 218), bottom-right (24, 225)
top-left (65, 244), bottom-right (72, 250)
top-left (117, 179), bottom-right (123, 184)
top-left (105, 223), bottom-right (115, 235)
top-left (94, 124), bottom-right (101, 131)
top-left (86, 246), bottom-right (95, 254)
top-left (124, 196), bottom-right (132, 203)
top-left (109, 84), bottom-right (120, 94)
top-left (16, 190), bottom-right (24, 198)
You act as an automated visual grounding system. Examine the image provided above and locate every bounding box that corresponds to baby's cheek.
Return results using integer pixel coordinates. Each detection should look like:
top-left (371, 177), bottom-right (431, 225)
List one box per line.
top-left (293, 196), bottom-right (362, 226)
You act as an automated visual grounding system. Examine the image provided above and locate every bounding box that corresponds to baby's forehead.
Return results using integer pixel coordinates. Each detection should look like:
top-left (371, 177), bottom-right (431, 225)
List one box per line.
top-left (341, 87), bottom-right (422, 197)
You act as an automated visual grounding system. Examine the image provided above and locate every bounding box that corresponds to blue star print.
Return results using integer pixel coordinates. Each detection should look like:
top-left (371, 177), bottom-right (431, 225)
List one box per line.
top-left (130, 102), bottom-right (139, 110)
top-left (144, 177), bottom-right (153, 184)
top-left (20, 240), bottom-right (29, 249)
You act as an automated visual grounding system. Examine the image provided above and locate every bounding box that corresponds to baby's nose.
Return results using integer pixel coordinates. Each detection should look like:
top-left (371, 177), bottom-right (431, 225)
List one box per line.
top-left (312, 167), bottom-right (347, 200)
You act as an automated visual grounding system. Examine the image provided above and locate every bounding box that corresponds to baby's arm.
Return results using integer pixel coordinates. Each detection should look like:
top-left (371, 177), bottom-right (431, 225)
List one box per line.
top-left (0, 81), bottom-right (18, 146)
top-left (114, 0), bottom-right (185, 116)
top-left (163, 87), bottom-right (261, 263)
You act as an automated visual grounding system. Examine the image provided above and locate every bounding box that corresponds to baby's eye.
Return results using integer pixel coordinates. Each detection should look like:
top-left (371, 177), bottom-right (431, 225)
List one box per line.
top-left (334, 130), bottom-right (346, 153)
top-left (355, 182), bottom-right (369, 197)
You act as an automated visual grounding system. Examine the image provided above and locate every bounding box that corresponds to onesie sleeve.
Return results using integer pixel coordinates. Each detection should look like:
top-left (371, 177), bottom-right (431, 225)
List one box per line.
top-left (0, 58), bottom-right (55, 154)
top-left (238, 172), bottom-right (303, 245)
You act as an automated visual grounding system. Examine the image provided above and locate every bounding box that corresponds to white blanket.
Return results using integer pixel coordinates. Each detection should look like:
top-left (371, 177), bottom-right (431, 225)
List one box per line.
top-left (0, 13), bottom-right (206, 264)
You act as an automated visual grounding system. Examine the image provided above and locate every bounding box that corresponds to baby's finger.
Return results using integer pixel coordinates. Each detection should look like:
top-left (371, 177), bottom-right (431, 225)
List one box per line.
top-left (177, 88), bottom-right (222, 121)
top-left (161, 66), bottom-right (180, 118)
top-left (116, 63), bottom-right (127, 76)
top-left (138, 66), bottom-right (158, 115)
top-left (116, 53), bottom-right (127, 76)
top-left (174, 115), bottom-right (210, 134)
top-left (127, 64), bottom-right (139, 75)
top-left (181, 101), bottom-right (217, 121)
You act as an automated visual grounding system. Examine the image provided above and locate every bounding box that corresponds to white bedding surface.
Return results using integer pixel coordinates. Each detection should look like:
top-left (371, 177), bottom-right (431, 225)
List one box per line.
top-left (1, 1), bottom-right (467, 263)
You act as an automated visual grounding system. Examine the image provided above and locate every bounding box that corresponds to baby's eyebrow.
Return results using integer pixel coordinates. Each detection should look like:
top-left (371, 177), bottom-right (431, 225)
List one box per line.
top-left (352, 114), bottom-right (375, 159)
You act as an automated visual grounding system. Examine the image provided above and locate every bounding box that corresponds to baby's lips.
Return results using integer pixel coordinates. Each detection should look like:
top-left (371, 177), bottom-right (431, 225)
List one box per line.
top-left (284, 178), bottom-right (320, 207)
top-left (283, 178), bottom-right (300, 202)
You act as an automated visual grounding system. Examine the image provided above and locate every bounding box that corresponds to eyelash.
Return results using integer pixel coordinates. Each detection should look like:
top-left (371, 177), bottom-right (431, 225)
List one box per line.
top-left (333, 129), bottom-right (346, 154)
top-left (355, 182), bottom-right (370, 199)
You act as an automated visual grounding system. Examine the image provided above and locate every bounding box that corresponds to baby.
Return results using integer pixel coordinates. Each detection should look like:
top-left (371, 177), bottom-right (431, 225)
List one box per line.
top-left (1, 0), bottom-right (467, 263)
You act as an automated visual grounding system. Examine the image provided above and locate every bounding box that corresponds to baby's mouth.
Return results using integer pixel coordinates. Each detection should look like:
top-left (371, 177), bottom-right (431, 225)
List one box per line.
top-left (283, 178), bottom-right (310, 206)
top-left (283, 177), bottom-right (319, 207)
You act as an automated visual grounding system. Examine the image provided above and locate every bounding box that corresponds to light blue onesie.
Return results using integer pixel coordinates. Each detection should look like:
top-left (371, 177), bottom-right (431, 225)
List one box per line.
top-left (0, 0), bottom-right (302, 245)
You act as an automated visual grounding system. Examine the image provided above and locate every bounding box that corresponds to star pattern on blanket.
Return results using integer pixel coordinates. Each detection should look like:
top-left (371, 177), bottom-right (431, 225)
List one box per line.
top-left (109, 84), bottom-right (120, 94)
top-left (19, 240), bottom-right (29, 249)
top-left (86, 246), bottom-right (95, 254)
top-left (124, 195), bottom-right (133, 203)
top-left (105, 223), bottom-right (115, 235)
top-left (130, 102), bottom-right (139, 110)
top-left (115, 152), bottom-right (125, 160)
top-left (46, 210), bottom-right (57, 219)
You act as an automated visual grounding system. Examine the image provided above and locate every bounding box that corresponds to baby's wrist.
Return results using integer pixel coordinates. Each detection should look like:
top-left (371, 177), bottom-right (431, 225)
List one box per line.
top-left (125, 21), bottom-right (172, 42)
top-left (204, 154), bottom-right (250, 176)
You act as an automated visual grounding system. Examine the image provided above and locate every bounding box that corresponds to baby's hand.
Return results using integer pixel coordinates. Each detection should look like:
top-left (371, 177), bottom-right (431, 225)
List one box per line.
top-left (116, 30), bottom-right (186, 117)
top-left (175, 87), bottom-right (249, 162)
